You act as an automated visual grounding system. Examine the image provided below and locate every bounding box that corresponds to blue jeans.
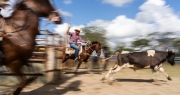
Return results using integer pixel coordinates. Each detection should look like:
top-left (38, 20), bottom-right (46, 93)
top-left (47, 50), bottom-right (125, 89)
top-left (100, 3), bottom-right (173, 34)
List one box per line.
top-left (70, 43), bottom-right (79, 58)
top-left (0, 51), bottom-right (4, 58)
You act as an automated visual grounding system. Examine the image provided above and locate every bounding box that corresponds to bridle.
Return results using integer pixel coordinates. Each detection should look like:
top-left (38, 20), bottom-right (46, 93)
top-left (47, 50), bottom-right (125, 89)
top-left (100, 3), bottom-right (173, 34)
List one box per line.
top-left (85, 40), bottom-right (93, 51)
top-left (84, 40), bottom-right (101, 56)
top-left (0, 10), bottom-right (30, 36)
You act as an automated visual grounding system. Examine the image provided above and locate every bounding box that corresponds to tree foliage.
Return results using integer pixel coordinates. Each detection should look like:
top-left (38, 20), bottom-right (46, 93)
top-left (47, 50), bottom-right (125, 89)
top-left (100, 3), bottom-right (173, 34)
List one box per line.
top-left (81, 26), bottom-right (108, 47)
top-left (132, 38), bottom-right (150, 47)
top-left (147, 32), bottom-right (177, 49)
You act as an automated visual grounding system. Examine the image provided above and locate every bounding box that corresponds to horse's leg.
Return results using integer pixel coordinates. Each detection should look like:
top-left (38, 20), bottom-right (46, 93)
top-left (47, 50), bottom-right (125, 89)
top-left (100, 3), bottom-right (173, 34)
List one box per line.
top-left (62, 55), bottom-right (69, 70)
top-left (7, 60), bottom-right (37, 95)
top-left (74, 61), bottom-right (83, 73)
top-left (7, 61), bottom-right (25, 95)
top-left (62, 58), bottom-right (68, 69)
top-left (13, 76), bottom-right (37, 95)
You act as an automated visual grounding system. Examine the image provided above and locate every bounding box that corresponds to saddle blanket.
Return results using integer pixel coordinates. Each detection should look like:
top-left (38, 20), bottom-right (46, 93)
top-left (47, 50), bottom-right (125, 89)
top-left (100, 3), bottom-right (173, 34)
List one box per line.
top-left (65, 45), bottom-right (83, 55)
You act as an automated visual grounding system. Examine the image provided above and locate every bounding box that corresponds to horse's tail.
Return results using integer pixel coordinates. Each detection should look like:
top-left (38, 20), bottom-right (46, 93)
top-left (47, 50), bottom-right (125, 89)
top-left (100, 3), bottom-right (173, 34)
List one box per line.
top-left (101, 50), bottom-right (122, 64)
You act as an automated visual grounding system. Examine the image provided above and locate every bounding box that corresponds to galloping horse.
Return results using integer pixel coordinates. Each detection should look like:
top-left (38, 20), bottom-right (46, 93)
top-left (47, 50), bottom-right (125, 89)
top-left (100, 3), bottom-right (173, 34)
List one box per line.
top-left (62, 41), bottom-right (101, 72)
top-left (0, 0), bottom-right (61, 95)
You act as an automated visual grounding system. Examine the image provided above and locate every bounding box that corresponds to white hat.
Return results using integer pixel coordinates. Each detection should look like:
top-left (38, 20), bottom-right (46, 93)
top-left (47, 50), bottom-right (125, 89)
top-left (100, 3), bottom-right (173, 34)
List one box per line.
top-left (74, 27), bottom-right (81, 32)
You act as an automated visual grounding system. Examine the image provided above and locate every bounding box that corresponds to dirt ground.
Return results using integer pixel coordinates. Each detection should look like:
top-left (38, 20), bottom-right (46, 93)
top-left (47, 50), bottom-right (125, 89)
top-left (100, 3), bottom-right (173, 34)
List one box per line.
top-left (0, 61), bottom-right (180, 95)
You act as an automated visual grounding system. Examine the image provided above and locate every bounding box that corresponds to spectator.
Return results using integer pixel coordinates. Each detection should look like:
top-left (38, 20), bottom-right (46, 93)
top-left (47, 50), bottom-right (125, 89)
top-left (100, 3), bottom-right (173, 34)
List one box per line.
top-left (91, 51), bottom-right (100, 69)
top-left (102, 46), bottom-right (110, 71)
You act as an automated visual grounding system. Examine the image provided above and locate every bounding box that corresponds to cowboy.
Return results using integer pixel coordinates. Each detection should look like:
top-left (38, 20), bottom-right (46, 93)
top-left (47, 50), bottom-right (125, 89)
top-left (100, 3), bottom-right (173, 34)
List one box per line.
top-left (0, 0), bottom-right (59, 21)
top-left (66, 25), bottom-right (85, 60)
top-left (0, 0), bottom-right (23, 18)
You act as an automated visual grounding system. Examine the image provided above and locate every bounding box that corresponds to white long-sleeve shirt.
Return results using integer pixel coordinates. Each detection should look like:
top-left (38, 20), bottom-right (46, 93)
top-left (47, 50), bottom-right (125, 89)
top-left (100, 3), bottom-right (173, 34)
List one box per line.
top-left (0, 0), bottom-right (22, 18)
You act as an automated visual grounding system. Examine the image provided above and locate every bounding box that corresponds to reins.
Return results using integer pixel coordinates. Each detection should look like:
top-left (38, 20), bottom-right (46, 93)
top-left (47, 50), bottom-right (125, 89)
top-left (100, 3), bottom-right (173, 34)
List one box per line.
top-left (1, 10), bottom-right (30, 36)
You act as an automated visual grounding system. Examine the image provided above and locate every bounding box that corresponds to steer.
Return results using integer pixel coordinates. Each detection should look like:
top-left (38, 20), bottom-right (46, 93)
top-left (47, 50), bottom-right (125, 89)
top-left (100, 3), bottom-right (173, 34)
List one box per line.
top-left (101, 50), bottom-right (175, 83)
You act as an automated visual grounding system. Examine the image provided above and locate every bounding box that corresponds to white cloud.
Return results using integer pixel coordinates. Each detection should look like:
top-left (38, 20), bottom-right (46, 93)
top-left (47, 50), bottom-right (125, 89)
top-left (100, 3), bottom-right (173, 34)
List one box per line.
top-left (102, 0), bottom-right (133, 7)
top-left (87, 15), bottom-right (155, 47)
top-left (54, 0), bottom-right (180, 49)
top-left (87, 0), bottom-right (180, 48)
top-left (58, 9), bottom-right (72, 17)
top-left (63, 0), bottom-right (72, 4)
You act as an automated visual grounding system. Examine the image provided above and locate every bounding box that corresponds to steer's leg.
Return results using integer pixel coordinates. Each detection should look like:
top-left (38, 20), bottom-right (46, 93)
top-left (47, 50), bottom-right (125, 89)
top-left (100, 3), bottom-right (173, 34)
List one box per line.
top-left (152, 65), bottom-right (159, 81)
top-left (109, 65), bottom-right (122, 81)
top-left (158, 67), bottom-right (172, 81)
top-left (101, 63), bottom-right (119, 81)
top-left (152, 70), bottom-right (159, 81)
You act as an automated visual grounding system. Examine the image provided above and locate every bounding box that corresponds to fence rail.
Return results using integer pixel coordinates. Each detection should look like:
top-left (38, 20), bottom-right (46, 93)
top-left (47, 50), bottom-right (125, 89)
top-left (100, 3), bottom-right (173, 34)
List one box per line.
top-left (0, 30), bottom-right (64, 83)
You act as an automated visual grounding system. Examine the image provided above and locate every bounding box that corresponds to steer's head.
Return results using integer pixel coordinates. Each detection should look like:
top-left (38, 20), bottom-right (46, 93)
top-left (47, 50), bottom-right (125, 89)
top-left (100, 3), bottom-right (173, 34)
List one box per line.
top-left (167, 50), bottom-right (175, 66)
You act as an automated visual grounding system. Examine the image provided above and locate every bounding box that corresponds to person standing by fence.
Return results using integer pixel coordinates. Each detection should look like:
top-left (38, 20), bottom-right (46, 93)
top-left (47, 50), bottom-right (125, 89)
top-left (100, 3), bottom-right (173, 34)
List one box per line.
top-left (91, 51), bottom-right (100, 69)
top-left (102, 46), bottom-right (110, 71)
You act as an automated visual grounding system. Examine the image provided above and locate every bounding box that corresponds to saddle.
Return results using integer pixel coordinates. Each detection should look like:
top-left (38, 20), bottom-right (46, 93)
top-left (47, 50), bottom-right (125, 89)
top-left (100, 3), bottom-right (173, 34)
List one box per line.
top-left (65, 44), bottom-right (83, 56)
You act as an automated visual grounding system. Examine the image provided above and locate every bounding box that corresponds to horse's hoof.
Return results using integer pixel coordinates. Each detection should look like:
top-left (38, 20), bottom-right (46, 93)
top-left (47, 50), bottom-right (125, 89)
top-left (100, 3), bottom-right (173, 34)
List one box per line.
top-left (101, 77), bottom-right (106, 81)
top-left (167, 76), bottom-right (172, 81)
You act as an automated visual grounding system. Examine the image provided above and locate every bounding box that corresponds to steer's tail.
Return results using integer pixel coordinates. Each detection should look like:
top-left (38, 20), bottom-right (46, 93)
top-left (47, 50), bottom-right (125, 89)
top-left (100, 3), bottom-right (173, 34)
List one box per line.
top-left (101, 50), bottom-right (122, 64)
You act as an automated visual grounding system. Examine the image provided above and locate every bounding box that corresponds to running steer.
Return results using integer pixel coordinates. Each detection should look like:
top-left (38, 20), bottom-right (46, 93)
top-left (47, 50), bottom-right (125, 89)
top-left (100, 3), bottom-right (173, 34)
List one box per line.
top-left (102, 50), bottom-right (175, 83)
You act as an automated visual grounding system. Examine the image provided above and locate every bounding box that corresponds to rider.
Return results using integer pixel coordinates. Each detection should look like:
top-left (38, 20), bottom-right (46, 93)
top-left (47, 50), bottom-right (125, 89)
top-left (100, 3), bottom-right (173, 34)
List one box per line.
top-left (0, 0), bottom-right (59, 21)
top-left (0, 0), bottom-right (23, 18)
top-left (66, 25), bottom-right (85, 60)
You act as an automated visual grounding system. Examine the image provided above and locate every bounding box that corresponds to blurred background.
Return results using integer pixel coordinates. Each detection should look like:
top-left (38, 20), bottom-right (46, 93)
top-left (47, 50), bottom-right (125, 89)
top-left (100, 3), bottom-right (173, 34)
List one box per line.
top-left (1, 0), bottom-right (180, 94)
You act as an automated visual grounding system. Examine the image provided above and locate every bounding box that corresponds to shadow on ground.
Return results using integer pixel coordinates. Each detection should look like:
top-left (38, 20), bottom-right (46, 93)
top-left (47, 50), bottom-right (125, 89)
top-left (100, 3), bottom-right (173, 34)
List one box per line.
top-left (20, 75), bottom-right (82, 95)
top-left (116, 78), bottom-right (167, 83)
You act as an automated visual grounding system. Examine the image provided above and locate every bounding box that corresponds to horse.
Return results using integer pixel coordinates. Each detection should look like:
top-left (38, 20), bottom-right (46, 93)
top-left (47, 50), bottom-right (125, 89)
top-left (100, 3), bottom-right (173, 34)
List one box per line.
top-left (62, 40), bottom-right (101, 72)
top-left (0, 0), bottom-right (61, 95)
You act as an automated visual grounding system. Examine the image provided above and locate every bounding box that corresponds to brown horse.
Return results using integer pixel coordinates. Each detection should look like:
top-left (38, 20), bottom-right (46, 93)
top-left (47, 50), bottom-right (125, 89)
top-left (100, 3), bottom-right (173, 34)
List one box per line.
top-left (62, 41), bottom-right (101, 72)
top-left (0, 0), bottom-right (61, 95)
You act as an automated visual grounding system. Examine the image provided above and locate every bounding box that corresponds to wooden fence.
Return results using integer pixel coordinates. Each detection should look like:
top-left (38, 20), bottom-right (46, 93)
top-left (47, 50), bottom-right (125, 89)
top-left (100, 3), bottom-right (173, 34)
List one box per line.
top-left (0, 30), bottom-right (65, 83)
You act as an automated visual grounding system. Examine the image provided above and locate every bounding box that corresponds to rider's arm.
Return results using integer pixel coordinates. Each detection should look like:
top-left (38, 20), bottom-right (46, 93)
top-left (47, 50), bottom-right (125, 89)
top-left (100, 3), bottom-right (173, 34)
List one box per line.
top-left (66, 25), bottom-right (71, 35)
top-left (79, 36), bottom-right (86, 42)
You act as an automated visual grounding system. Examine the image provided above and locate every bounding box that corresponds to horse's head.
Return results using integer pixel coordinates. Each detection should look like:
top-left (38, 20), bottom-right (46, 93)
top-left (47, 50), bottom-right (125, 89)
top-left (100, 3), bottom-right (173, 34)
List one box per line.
top-left (24, 0), bottom-right (62, 24)
top-left (91, 41), bottom-right (101, 56)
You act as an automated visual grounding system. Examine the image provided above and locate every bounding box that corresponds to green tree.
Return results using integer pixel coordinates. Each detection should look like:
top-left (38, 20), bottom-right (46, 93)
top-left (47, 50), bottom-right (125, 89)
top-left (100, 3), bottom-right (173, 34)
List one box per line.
top-left (115, 43), bottom-right (133, 52)
top-left (173, 39), bottom-right (180, 53)
top-left (132, 38), bottom-right (150, 47)
top-left (147, 32), bottom-right (176, 49)
top-left (81, 26), bottom-right (108, 47)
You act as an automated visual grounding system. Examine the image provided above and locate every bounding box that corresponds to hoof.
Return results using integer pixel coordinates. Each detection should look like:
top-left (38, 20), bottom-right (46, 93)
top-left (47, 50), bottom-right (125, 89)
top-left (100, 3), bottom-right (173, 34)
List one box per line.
top-left (108, 81), bottom-right (113, 85)
top-left (101, 77), bottom-right (106, 81)
top-left (167, 76), bottom-right (172, 81)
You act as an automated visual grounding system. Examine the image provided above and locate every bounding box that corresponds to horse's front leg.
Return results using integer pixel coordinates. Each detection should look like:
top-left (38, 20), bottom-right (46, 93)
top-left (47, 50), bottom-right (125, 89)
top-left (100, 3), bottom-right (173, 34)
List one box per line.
top-left (7, 60), bottom-right (37, 95)
top-left (74, 61), bottom-right (83, 73)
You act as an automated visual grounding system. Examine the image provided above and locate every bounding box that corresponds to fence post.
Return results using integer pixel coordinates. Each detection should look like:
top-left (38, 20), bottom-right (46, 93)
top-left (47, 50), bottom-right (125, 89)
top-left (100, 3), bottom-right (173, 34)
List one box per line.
top-left (45, 47), bottom-right (60, 83)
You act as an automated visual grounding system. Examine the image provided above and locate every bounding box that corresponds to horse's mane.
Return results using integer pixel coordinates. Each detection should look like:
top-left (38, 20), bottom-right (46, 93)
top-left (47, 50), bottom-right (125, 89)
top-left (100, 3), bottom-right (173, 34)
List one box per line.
top-left (92, 41), bottom-right (100, 45)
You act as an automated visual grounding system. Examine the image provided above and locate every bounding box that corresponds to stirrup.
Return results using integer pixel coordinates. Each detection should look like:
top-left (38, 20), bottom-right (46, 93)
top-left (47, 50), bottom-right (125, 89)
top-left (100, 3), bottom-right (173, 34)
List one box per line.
top-left (74, 57), bottom-right (79, 61)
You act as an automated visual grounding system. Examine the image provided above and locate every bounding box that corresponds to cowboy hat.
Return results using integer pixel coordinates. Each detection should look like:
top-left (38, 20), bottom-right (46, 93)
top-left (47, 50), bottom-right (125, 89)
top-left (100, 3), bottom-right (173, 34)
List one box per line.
top-left (74, 27), bottom-right (81, 32)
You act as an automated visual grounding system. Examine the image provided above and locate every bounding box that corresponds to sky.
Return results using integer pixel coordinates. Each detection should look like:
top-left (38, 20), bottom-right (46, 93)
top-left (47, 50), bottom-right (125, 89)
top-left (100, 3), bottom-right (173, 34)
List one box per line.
top-left (39, 0), bottom-right (180, 48)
